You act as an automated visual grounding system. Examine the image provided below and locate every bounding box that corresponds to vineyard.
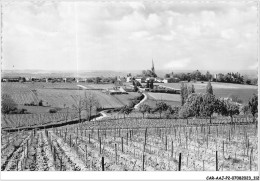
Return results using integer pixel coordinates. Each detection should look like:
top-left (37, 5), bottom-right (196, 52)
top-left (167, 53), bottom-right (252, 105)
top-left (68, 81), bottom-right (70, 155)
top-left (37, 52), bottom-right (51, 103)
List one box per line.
top-left (1, 117), bottom-right (257, 171)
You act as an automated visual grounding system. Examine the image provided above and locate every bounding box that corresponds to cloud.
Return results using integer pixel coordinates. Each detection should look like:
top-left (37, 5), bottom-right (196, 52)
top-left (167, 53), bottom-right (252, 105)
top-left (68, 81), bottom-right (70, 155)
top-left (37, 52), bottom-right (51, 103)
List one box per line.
top-left (164, 59), bottom-right (191, 69)
top-left (248, 62), bottom-right (258, 70)
top-left (2, 1), bottom-right (258, 72)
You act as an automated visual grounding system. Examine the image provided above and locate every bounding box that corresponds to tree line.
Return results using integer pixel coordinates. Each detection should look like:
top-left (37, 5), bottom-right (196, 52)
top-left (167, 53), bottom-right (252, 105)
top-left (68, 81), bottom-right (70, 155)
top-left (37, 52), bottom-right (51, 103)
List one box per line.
top-left (165, 70), bottom-right (257, 85)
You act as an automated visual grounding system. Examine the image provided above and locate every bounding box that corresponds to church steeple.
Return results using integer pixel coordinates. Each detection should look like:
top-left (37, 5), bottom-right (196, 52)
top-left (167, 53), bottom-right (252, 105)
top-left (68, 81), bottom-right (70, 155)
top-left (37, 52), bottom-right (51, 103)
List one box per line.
top-left (151, 59), bottom-right (155, 73)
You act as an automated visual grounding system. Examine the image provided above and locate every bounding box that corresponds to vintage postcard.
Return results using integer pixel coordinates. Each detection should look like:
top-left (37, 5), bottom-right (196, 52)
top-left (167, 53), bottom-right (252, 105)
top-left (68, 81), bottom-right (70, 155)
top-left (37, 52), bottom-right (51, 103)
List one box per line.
top-left (1, 0), bottom-right (259, 180)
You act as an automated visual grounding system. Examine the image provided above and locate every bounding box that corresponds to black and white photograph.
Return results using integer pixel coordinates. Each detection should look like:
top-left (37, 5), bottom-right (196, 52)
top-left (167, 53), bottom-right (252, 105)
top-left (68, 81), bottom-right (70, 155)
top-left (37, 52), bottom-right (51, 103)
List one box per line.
top-left (0, 0), bottom-right (259, 180)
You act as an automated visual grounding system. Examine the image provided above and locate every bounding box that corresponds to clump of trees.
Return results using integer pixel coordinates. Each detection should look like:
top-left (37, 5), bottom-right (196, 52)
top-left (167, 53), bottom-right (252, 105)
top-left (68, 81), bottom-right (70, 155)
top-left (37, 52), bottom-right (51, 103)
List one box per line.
top-left (72, 91), bottom-right (100, 123)
top-left (2, 94), bottom-right (28, 114)
top-left (2, 94), bottom-right (18, 114)
top-left (248, 94), bottom-right (258, 123)
top-left (139, 70), bottom-right (157, 78)
top-left (120, 105), bottom-right (133, 119)
top-left (165, 70), bottom-right (257, 85)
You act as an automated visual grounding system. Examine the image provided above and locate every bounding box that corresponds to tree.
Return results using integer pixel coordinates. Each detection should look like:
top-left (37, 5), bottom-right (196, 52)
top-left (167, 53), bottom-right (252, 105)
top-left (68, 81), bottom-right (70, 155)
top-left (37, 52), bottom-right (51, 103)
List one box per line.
top-left (165, 105), bottom-right (180, 119)
top-left (200, 94), bottom-right (217, 124)
top-left (120, 106), bottom-right (133, 119)
top-left (206, 81), bottom-right (213, 95)
top-left (241, 105), bottom-right (249, 115)
top-left (216, 99), bottom-right (239, 124)
top-left (139, 104), bottom-right (151, 118)
top-left (71, 95), bottom-right (84, 123)
top-left (205, 71), bottom-right (212, 81)
top-left (180, 82), bottom-right (188, 106)
top-left (154, 102), bottom-right (169, 118)
top-left (84, 91), bottom-right (99, 121)
top-left (248, 94), bottom-right (258, 123)
top-left (188, 84), bottom-right (195, 94)
top-left (1, 94), bottom-right (17, 114)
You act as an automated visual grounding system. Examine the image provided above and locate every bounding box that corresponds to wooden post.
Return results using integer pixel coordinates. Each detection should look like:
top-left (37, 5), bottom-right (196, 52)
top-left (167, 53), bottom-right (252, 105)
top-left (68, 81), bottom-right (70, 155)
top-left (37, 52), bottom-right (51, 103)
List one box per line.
top-left (101, 157), bottom-right (105, 171)
top-left (99, 137), bottom-right (102, 154)
top-left (26, 139), bottom-right (29, 158)
top-left (203, 160), bottom-right (205, 171)
top-left (165, 136), bottom-right (167, 151)
top-left (54, 147), bottom-right (56, 162)
top-left (171, 141), bottom-right (173, 157)
top-left (178, 153), bottom-right (182, 171)
top-left (69, 135), bottom-right (71, 147)
top-left (223, 141), bottom-right (224, 157)
top-left (121, 137), bottom-right (124, 153)
top-left (85, 145), bottom-right (88, 164)
top-left (216, 151), bottom-right (218, 171)
top-left (126, 133), bottom-right (128, 146)
top-left (89, 134), bottom-right (91, 144)
top-left (60, 157), bottom-right (62, 171)
top-left (115, 144), bottom-right (117, 164)
top-left (142, 153), bottom-right (145, 171)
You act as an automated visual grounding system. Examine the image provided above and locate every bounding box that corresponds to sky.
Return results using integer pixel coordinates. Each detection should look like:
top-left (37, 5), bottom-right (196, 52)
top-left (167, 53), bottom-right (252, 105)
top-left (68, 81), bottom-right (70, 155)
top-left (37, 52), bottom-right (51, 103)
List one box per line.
top-left (1, 1), bottom-right (258, 72)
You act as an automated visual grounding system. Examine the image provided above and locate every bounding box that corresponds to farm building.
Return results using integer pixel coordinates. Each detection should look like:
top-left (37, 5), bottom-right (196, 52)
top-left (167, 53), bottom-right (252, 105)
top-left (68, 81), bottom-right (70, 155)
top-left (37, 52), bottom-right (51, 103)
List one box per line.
top-left (126, 76), bottom-right (133, 82)
top-left (106, 87), bottom-right (128, 95)
top-left (1, 76), bottom-right (24, 82)
top-left (163, 77), bottom-right (180, 83)
top-left (135, 77), bottom-right (146, 83)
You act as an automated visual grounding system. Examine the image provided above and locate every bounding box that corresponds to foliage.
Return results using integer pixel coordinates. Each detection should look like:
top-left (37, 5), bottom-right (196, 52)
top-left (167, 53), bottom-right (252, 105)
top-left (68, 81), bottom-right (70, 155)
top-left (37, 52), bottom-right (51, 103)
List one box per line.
top-left (241, 105), bottom-right (250, 115)
top-left (49, 108), bottom-right (58, 113)
top-left (248, 94), bottom-right (258, 120)
top-left (229, 94), bottom-right (243, 104)
top-left (141, 70), bottom-right (157, 78)
top-left (1, 94), bottom-right (18, 114)
top-left (84, 91), bottom-right (99, 121)
top-left (180, 82), bottom-right (188, 106)
top-left (139, 104), bottom-right (151, 118)
top-left (120, 105), bottom-right (133, 119)
top-left (153, 102), bottom-right (169, 118)
top-left (38, 100), bottom-right (43, 106)
top-left (165, 105), bottom-right (180, 118)
top-left (216, 99), bottom-right (240, 123)
top-left (206, 81), bottom-right (213, 95)
top-left (200, 94), bottom-right (217, 123)
top-left (188, 84), bottom-right (195, 94)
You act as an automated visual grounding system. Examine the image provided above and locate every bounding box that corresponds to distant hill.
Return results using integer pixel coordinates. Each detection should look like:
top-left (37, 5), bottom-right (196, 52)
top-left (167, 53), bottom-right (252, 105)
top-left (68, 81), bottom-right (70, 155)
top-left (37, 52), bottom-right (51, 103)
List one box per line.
top-left (1, 69), bottom-right (257, 79)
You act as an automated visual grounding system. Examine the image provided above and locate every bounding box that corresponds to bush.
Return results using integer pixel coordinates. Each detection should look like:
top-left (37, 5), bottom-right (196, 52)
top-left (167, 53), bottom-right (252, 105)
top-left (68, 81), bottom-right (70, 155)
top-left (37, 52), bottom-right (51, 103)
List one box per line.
top-left (1, 94), bottom-right (17, 114)
top-left (49, 108), bottom-right (58, 113)
top-left (39, 100), bottom-right (43, 106)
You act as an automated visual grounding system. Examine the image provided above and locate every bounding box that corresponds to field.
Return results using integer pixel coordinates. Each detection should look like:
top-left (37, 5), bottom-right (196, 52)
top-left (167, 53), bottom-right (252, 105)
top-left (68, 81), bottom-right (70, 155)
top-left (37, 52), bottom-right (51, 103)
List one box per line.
top-left (1, 83), bottom-right (141, 110)
top-left (142, 92), bottom-right (181, 107)
top-left (1, 117), bottom-right (257, 171)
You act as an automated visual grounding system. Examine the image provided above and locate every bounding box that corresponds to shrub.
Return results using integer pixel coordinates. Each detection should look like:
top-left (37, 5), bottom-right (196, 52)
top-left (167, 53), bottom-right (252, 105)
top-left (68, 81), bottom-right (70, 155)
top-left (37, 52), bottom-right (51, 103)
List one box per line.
top-left (39, 100), bottom-right (43, 106)
top-left (1, 94), bottom-right (17, 114)
top-left (49, 108), bottom-right (58, 113)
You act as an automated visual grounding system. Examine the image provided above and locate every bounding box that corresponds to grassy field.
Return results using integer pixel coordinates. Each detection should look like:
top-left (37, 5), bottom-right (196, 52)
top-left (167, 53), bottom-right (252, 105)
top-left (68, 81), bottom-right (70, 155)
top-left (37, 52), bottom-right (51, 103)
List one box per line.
top-left (1, 82), bottom-right (141, 112)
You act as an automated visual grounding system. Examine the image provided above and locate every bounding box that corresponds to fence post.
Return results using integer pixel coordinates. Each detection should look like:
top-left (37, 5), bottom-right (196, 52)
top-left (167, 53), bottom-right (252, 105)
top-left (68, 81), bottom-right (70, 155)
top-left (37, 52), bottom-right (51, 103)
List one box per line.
top-left (115, 144), bottom-right (117, 164)
top-left (121, 137), bottom-right (124, 153)
top-left (101, 157), bottom-right (105, 171)
top-left (85, 145), bottom-right (88, 164)
top-left (142, 153), bottom-right (145, 171)
top-left (178, 153), bottom-right (182, 171)
top-left (99, 137), bottom-right (102, 154)
top-left (216, 151), bottom-right (218, 171)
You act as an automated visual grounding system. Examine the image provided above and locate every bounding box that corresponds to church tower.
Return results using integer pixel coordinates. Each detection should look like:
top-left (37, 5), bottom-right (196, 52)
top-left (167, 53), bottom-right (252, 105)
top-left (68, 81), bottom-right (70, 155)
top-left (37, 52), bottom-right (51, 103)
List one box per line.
top-left (151, 59), bottom-right (155, 73)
